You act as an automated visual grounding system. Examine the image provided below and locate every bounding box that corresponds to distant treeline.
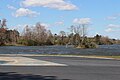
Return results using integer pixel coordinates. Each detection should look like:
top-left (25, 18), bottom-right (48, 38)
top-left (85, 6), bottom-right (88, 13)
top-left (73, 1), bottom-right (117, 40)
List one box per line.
top-left (0, 21), bottom-right (120, 48)
top-left (18, 22), bottom-right (120, 48)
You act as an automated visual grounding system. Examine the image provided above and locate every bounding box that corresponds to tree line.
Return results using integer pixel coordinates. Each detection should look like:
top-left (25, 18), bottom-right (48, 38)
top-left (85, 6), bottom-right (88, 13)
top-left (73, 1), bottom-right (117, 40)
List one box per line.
top-left (17, 22), bottom-right (120, 48)
top-left (0, 19), bottom-right (120, 48)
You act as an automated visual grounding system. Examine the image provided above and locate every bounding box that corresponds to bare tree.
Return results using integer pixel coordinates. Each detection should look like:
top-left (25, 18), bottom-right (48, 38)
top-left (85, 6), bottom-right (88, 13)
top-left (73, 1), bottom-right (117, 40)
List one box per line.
top-left (70, 25), bottom-right (74, 34)
top-left (24, 25), bottom-right (32, 40)
top-left (22, 22), bottom-right (49, 45)
top-left (34, 22), bottom-right (47, 44)
top-left (60, 31), bottom-right (66, 37)
top-left (81, 24), bottom-right (88, 42)
top-left (59, 31), bottom-right (66, 45)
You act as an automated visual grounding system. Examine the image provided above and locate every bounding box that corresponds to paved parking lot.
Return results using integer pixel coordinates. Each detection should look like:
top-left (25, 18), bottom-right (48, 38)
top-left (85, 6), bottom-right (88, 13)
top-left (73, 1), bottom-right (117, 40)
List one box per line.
top-left (0, 56), bottom-right (120, 80)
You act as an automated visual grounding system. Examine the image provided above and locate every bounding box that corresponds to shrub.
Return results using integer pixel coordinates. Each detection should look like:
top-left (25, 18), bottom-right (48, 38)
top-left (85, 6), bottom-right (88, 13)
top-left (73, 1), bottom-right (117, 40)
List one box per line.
top-left (77, 42), bottom-right (98, 49)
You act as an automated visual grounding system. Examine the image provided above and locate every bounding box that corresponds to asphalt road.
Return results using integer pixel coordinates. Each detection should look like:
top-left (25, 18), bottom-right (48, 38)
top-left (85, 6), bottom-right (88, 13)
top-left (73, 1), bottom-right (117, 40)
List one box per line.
top-left (0, 56), bottom-right (120, 80)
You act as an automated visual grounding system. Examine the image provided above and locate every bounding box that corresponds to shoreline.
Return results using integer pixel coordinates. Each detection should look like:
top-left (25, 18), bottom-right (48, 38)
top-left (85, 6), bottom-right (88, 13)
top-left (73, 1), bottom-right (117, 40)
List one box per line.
top-left (0, 54), bottom-right (120, 60)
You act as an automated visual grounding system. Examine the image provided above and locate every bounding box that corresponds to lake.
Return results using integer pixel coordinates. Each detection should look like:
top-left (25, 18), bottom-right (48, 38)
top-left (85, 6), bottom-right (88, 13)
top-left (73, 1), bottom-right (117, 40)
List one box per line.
top-left (0, 45), bottom-right (120, 56)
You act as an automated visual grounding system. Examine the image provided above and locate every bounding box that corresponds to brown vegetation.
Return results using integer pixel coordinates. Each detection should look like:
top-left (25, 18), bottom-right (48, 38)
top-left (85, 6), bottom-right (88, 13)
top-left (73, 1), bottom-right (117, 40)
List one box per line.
top-left (0, 19), bottom-right (120, 48)
top-left (0, 19), bottom-right (19, 46)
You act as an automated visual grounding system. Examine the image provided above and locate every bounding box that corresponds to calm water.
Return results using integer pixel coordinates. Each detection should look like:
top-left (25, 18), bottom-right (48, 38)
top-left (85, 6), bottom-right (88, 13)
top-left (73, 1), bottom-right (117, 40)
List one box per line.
top-left (0, 45), bottom-right (120, 56)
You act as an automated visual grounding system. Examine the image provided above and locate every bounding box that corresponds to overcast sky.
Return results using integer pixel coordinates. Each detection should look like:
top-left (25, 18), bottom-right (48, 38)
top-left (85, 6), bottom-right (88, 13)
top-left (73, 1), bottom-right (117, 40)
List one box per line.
top-left (0, 0), bottom-right (120, 39)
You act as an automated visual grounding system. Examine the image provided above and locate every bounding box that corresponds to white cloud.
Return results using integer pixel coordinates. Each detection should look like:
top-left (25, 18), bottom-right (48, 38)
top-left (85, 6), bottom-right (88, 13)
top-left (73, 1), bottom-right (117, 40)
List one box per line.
top-left (14, 8), bottom-right (39, 17)
top-left (21, 0), bottom-right (78, 10)
top-left (9, 24), bottom-right (27, 34)
top-left (40, 23), bottom-right (50, 28)
top-left (106, 14), bottom-right (120, 20)
top-left (105, 24), bottom-right (120, 32)
top-left (105, 28), bottom-right (114, 32)
top-left (49, 21), bottom-right (64, 27)
top-left (55, 21), bottom-right (64, 25)
top-left (31, 23), bottom-right (50, 29)
top-left (106, 16), bottom-right (117, 20)
top-left (73, 18), bottom-right (91, 25)
top-left (7, 5), bottom-right (16, 10)
top-left (107, 24), bottom-right (120, 28)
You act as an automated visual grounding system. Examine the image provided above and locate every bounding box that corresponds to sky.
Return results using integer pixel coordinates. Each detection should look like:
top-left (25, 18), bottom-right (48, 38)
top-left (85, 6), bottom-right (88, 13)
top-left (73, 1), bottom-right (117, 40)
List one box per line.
top-left (0, 0), bottom-right (120, 39)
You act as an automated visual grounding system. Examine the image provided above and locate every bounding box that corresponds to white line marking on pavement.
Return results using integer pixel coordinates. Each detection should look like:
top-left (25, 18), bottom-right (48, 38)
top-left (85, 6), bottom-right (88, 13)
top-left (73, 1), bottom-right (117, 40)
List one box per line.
top-left (0, 57), bottom-right (67, 66)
